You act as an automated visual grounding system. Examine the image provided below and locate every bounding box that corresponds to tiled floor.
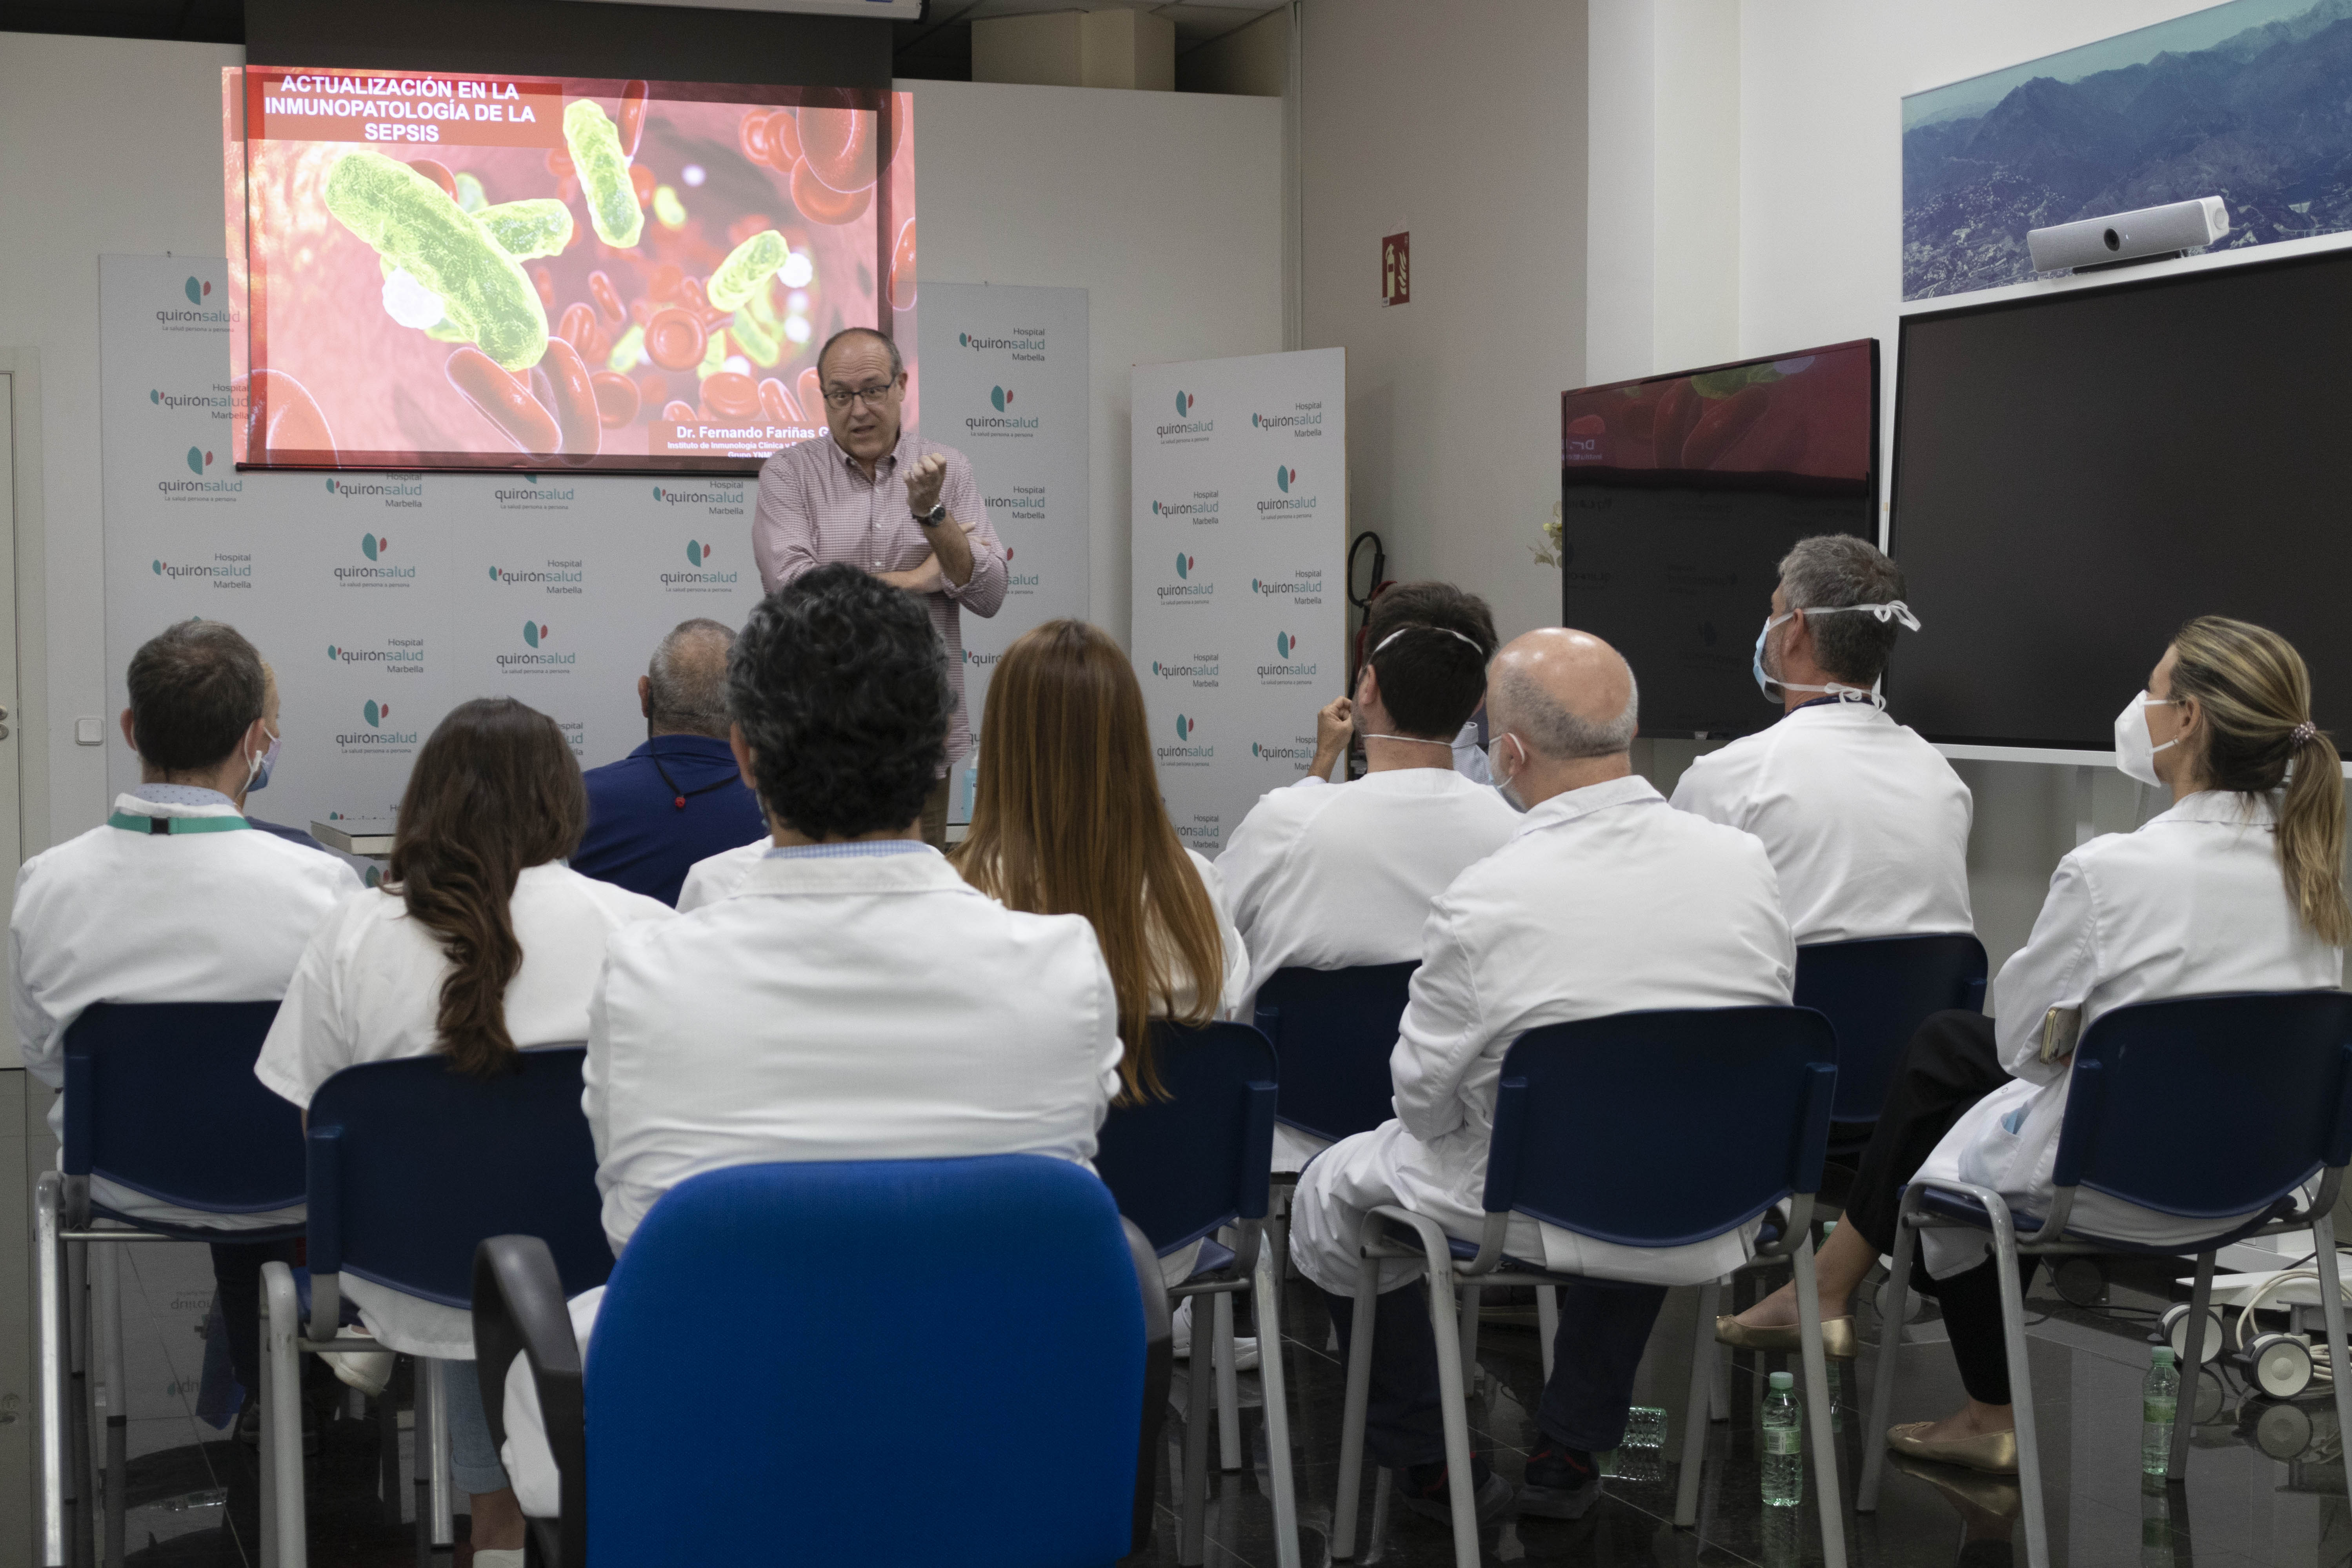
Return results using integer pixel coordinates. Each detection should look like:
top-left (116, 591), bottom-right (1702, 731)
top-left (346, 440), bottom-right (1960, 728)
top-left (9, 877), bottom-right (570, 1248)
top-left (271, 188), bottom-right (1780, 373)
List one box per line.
top-left (60, 1233), bottom-right (2352, 1566)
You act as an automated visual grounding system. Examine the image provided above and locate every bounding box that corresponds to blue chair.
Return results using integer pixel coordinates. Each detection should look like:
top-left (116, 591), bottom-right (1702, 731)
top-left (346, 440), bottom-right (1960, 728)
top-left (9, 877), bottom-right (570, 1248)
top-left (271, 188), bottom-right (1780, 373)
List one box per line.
top-left (472, 1155), bottom-right (1169, 1568)
top-left (1252, 963), bottom-right (1418, 1147)
top-left (1792, 933), bottom-right (1987, 1145)
top-left (1093, 1021), bottom-right (1299, 1568)
top-left (258, 1045), bottom-right (612, 1567)
top-left (1859, 990), bottom-right (2352, 1568)
top-left (31, 1000), bottom-right (300, 1568)
top-left (1331, 1007), bottom-right (1844, 1568)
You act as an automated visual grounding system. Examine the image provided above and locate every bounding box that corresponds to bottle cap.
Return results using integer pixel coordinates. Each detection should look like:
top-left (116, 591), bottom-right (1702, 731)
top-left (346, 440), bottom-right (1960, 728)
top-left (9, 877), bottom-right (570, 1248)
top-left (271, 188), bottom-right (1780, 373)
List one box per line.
top-left (1769, 1371), bottom-right (1794, 1390)
top-left (2152, 1346), bottom-right (2175, 1366)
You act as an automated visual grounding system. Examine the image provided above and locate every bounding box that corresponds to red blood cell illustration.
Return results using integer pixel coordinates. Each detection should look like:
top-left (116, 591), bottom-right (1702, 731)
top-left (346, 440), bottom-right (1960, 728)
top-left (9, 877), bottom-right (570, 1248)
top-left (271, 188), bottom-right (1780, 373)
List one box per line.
top-left (588, 270), bottom-right (624, 327)
top-left (638, 370), bottom-right (670, 413)
top-left (530, 266), bottom-right (556, 313)
top-left (890, 217), bottom-right (917, 310)
top-left (618, 80), bottom-right (650, 160)
top-left (546, 147), bottom-right (574, 180)
top-left (238, 368), bottom-right (336, 457)
top-left (758, 377), bottom-right (801, 425)
top-left (590, 371), bottom-right (641, 427)
top-left (647, 263), bottom-right (684, 302)
top-left (446, 347), bottom-right (559, 455)
top-left (766, 109), bottom-right (803, 173)
top-left (556, 303), bottom-right (610, 365)
top-left (797, 367), bottom-right (826, 426)
top-left (540, 338), bottom-right (602, 456)
top-left (1680, 385), bottom-right (1770, 471)
top-left (791, 160), bottom-right (870, 226)
top-left (644, 307), bottom-right (707, 373)
top-left (700, 371), bottom-right (760, 420)
top-left (739, 109), bottom-right (772, 166)
top-left (407, 159), bottom-right (458, 200)
top-left (629, 163), bottom-right (657, 207)
top-left (1652, 380), bottom-right (1702, 469)
top-left (661, 399), bottom-right (696, 424)
top-left (1566, 413), bottom-right (1605, 438)
top-left (799, 106), bottom-right (872, 193)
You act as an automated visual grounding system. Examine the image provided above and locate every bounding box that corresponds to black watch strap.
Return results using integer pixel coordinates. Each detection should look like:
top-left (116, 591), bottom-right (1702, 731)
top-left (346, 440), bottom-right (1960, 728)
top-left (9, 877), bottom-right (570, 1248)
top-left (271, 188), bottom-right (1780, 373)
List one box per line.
top-left (914, 503), bottom-right (947, 526)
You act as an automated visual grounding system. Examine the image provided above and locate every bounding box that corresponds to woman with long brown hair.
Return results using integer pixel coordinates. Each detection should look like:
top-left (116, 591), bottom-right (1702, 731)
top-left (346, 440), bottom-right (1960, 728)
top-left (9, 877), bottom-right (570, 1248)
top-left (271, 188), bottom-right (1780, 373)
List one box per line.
top-left (256, 697), bottom-right (670, 1565)
top-left (1721, 615), bottom-right (2347, 1478)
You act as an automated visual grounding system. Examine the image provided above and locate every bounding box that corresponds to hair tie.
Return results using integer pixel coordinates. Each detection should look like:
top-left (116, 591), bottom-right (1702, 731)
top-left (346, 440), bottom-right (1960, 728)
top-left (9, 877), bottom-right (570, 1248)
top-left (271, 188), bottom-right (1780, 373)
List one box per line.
top-left (2292, 720), bottom-right (2319, 746)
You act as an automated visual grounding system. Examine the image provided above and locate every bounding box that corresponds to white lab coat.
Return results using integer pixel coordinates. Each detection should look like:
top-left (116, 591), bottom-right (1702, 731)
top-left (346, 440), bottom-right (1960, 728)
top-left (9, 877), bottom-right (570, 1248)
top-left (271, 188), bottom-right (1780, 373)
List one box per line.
top-left (1217, 767), bottom-right (1519, 1169)
top-left (252, 864), bottom-right (672, 1356)
top-left (1670, 699), bottom-right (1974, 944)
top-left (13, 793), bottom-right (362, 1229)
top-left (673, 836), bottom-right (765, 912)
top-left (503, 844), bottom-right (1122, 1513)
top-left (1289, 775), bottom-right (1796, 1295)
top-left (1915, 789), bottom-right (2343, 1277)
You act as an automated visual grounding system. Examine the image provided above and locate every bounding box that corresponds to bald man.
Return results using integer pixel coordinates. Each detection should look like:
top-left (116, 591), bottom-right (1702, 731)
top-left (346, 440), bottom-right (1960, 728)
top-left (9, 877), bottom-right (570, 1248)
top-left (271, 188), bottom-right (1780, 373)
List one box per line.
top-left (1288, 629), bottom-right (1795, 1525)
top-left (572, 619), bottom-right (769, 905)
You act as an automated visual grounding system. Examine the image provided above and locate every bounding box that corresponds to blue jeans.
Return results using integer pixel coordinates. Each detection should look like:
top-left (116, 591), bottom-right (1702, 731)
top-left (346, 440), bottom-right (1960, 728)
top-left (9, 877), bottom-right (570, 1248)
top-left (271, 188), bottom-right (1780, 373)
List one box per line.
top-left (437, 1357), bottom-right (511, 1495)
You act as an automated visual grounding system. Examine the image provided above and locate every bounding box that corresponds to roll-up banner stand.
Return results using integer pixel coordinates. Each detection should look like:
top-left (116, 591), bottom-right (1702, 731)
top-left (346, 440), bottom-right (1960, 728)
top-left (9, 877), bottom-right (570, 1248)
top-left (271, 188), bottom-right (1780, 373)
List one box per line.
top-left (1130, 348), bottom-right (1345, 854)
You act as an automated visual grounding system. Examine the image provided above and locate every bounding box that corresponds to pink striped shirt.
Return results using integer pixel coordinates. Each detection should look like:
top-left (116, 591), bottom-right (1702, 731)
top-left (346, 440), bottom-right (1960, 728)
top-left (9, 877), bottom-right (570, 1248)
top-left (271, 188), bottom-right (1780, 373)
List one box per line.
top-left (752, 429), bottom-right (1006, 767)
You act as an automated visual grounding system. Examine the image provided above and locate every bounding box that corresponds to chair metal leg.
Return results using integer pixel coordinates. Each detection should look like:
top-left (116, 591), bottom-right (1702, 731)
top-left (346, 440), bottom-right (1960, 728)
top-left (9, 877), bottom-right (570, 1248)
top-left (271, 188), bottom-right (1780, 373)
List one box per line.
top-left (1674, 1277), bottom-right (1720, 1528)
top-left (95, 1246), bottom-right (126, 1568)
top-left (2169, 1251), bottom-right (2215, 1481)
top-left (424, 1359), bottom-right (454, 1551)
top-left (1537, 1285), bottom-right (1559, 1385)
top-left (1330, 1237), bottom-right (1382, 1561)
top-left (1213, 1291), bottom-right (1242, 1472)
top-left (1457, 1284), bottom-right (1481, 1401)
top-left (1250, 1241), bottom-right (1303, 1568)
top-left (35, 1174), bottom-right (69, 1568)
top-left (2309, 1215), bottom-right (2352, 1503)
top-left (1793, 1235), bottom-right (1849, 1568)
top-left (1422, 1255), bottom-right (1479, 1568)
top-left (258, 1302), bottom-right (275, 1568)
top-left (69, 1239), bottom-right (92, 1568)
top-left (261, 1262), bottom-right (307, 1568)
top-left (1986, 1210), bottom-right (2048, 1568)
top-left (1857, 1191), bottom-right (1922, 1512)
top-left (1710, 1274), bottom-right (1732, 1422)
top-left (1179, 1317), bottom-right (1213, 1566)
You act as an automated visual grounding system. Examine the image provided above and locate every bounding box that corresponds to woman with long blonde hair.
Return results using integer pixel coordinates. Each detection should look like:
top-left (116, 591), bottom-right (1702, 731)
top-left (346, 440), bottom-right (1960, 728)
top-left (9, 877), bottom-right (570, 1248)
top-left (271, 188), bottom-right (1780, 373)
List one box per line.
top-left (955, 619), bottom-right (1248, 1104)
top-left (1722, 615), bottom-right (2347, 1478)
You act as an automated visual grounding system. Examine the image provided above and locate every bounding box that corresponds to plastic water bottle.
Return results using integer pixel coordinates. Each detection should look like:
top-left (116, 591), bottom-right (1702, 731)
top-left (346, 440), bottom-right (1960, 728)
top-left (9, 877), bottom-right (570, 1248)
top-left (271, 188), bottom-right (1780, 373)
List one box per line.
top-left (2142, 1346), bottom-right (2179, 1475)
top-left (1762, 1370), bottom-right (1803, 1506)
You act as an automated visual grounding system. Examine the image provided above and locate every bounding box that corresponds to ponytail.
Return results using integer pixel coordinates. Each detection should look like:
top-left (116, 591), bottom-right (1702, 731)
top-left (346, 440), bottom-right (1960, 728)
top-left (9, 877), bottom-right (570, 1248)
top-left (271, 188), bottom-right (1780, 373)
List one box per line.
top-left (2168, 616), bottom-right (2352, 949)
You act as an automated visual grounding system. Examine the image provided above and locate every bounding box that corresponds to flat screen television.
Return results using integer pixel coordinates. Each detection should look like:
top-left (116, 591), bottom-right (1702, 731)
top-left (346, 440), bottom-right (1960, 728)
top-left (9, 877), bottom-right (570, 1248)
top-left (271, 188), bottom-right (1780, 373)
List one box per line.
top-left (1559, 340), bottom-right (1879, 738)
top-left (223, 67), bottom-right (915, 473)
top-left (1890, 246), bottom-right (2352, 754)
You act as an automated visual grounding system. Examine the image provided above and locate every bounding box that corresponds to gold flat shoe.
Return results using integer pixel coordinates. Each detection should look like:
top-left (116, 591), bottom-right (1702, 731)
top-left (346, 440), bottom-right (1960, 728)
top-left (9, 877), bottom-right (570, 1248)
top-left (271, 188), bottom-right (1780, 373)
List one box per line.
top-left (1713, 1314), bottom-right (1859, 1359)
top-left (1885, 1421), bottom-right (2019, 1476)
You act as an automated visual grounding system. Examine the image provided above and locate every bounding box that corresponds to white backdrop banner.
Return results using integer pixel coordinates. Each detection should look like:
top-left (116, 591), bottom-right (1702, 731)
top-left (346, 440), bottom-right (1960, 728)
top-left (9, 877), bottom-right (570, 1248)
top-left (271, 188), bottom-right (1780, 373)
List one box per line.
top-left (916, 283), bottom-right (1090, 820)
top-left (102, 253), bottom-right (771, 831)
top-left (1130, 348), bottom-right (1345, 854)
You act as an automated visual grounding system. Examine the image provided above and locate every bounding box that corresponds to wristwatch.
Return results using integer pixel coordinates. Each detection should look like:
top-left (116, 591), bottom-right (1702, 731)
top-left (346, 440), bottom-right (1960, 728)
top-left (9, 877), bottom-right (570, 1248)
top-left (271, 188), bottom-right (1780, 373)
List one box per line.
top-left (914, 502), bottom-right (948, 527)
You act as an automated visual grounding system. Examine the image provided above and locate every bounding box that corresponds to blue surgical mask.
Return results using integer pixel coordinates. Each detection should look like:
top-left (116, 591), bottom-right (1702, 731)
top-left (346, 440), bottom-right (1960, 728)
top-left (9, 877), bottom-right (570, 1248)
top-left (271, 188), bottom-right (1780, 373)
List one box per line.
top-left (1752, 601), bottom-right (1922, 708)
top-left (246, 725), bottom-right (280, 793)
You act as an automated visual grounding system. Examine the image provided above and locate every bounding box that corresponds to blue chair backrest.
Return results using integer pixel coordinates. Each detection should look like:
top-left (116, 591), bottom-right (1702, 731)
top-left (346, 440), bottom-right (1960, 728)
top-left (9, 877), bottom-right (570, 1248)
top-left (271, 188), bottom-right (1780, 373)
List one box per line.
top-left (1792, 933), bottom-right (1987, 1123)
top-left (587, 1156), bottom-right (1145, 1565)
top-left (1484, 1007), bottom-right (1838, 1249)
top-left (306, 1046), bottom-right (612, 1308)
top-left (61, 1000), bottom-right (302, 1215)
top-left (1252, 962), bottom-right (1416, 1144)
top-left (2055, 990), bottom-right (2352, 1220)
top-left (1092, 1021), bottom-right (1277, 1257)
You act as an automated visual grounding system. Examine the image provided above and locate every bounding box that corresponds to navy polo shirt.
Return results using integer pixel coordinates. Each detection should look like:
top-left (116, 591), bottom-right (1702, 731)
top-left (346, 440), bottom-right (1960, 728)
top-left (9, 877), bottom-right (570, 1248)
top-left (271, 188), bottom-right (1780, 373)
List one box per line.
top-left (574, 734), bottom-right (768, 906)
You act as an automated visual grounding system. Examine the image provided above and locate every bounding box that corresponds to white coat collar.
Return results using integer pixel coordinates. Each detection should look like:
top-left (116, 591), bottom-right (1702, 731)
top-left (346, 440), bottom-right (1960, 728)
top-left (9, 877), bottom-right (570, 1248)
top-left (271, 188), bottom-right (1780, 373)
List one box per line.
top-left (1511, 772), bottom-right (1663, 839)
top-left (2146, 789), bottom-right (2280, 830)
top-left (113, 791), bottom-right (244, 821)
top-left (733, 844), bottom-right (979, 898)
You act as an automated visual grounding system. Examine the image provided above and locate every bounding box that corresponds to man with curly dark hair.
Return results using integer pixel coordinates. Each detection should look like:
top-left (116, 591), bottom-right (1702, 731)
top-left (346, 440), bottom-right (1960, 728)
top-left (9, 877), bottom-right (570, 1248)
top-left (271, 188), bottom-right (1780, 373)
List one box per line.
top-left (503, 564), bottom-right (1124, 1516)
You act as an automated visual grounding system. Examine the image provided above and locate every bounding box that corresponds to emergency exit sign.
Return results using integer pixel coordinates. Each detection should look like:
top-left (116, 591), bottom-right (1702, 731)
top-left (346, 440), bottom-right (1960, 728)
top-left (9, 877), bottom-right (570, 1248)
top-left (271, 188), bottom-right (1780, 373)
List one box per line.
top-left (1382, 232), bottom-right (1410, 306)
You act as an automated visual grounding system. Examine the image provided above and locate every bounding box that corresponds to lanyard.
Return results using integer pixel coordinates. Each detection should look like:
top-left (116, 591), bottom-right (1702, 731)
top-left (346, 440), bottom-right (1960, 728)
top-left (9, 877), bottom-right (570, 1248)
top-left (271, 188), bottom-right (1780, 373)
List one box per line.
top-left (107, 811), bottom-right (251, 835)
top-left (648, 752), bottom-right (739, 812)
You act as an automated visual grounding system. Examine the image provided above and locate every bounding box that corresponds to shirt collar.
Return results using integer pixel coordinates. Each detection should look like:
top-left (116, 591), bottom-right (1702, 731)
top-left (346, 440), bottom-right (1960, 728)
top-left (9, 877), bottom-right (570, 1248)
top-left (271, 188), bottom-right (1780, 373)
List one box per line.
top-left (762, 839), bottom-right (935, 861)
top-left (830, 424), bottom-right (912, 477)
top-left (2149, 789), bottom-right (2281, 830)
top-left (637, 733), bottom-right (738, 759)
top-left (1512, 772), bottom-right (1663, 837)
top-left (127, 784), bottom-right (239, 809)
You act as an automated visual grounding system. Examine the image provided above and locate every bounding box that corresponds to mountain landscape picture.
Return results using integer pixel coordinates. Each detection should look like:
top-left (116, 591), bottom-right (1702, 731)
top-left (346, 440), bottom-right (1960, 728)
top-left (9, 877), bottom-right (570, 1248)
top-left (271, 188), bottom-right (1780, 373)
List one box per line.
top-left (1904, 0), bottom-right (2352, 300)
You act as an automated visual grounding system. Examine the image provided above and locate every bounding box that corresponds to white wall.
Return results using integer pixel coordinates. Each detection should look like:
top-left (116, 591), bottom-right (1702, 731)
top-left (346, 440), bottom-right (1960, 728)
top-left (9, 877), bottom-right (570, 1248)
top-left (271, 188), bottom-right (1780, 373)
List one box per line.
top-left (907, 79), bottom-right (1285, 651)
top-left (1297, 0), bottom-right (1588, 643)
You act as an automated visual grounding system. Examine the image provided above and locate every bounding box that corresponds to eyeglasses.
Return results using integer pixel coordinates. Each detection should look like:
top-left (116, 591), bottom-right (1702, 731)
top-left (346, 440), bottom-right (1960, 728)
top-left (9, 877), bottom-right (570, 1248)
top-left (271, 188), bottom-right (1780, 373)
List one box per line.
top-left (821, 381), bottom-right (898, 410)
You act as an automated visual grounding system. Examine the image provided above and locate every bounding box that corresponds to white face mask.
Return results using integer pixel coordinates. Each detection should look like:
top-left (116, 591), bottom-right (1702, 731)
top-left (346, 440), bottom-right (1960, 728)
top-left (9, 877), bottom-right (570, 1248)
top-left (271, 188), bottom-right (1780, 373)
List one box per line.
top-left (245, 724), bottom-right (280, 794)
top-left (2112, 691), bottom-right (2179, 787)
top-left (1486, 733), bottom-right (1531, 813)
top-left (1752, 600), bottom-right (1923, 709)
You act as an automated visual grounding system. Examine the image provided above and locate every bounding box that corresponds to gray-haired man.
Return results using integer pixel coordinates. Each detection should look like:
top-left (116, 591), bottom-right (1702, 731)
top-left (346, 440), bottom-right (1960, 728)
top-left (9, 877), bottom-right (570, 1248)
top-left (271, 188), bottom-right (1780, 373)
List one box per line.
top-left (572, 619), bottom-right (769, 905)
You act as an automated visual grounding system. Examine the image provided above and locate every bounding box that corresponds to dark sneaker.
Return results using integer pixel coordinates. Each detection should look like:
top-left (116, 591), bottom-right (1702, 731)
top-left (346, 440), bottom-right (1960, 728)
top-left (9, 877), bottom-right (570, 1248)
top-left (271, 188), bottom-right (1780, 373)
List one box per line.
top-left (1400, 1455), bottom-right (1514, 1526)
top-left (1519, 1439), bottom-right (1603, 1519)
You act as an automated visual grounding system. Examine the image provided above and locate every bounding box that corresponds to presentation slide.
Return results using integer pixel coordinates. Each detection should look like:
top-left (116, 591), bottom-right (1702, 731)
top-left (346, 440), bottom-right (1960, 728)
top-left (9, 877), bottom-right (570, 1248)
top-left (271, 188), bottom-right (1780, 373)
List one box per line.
top-left (224, 68), bottom-right (915, 473)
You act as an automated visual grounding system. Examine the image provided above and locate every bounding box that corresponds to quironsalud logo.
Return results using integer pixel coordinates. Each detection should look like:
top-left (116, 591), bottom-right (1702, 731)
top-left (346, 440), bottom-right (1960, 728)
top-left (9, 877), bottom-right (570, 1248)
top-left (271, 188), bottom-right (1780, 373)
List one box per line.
top-left (1156, 711), bottom-right (1213, 763)
top-left (663, 540), bottom-right (738, 590)
top-left (1260, 466), bottom-right (1317, 515)
top-left (523, 620), bottom-right (548, 648)
top-left (364, 699), bottom-right (390, 728)
top-left (187, 447), bottom-right (212, 474)
top-left (1174, 714), bottom-right (1194, 740)
top-left (1274, 631), bottom-right (1300, 658)
top-left (686, 540), bottom-right (713, 566)
top-left (500, 620), bottom-right (576, 671)
top-left (1175, 391), bottom-right (1194, 417)
top-left (1157, 552), bottom-right (1212, 604)
top-left (362, 532), bottom-right (387, 561)
top-left (337, 532), bottom-right (413, 584)
top-left (1252, 737), bottom-right (1317, 761)
top-left (185, 277), bottom-right (209, 304)
top-left (1175, 553), bottom-right (1192, 579)
top-left (338, 698), bottom-right (419, 748)
top-left (1275, 466), bottom-right (1296, 492)
top-left (990, 386), bottom-right (1015, 412)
